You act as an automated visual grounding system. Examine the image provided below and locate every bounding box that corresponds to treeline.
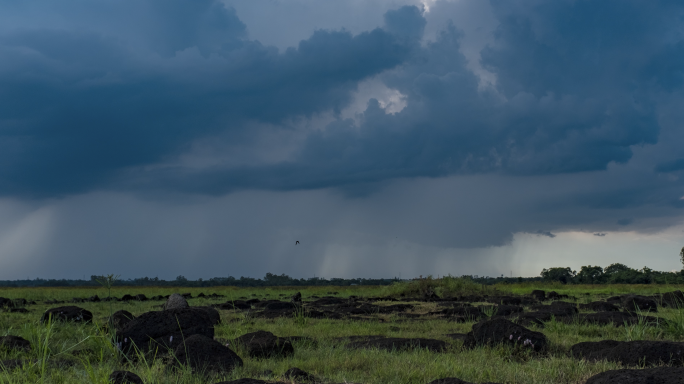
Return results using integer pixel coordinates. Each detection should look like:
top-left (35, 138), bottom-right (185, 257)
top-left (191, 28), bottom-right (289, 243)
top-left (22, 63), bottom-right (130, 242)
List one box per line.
top-left (541, 264), bottom-right (684, 284)
top-left (0, 273), bottom-right (401, 288)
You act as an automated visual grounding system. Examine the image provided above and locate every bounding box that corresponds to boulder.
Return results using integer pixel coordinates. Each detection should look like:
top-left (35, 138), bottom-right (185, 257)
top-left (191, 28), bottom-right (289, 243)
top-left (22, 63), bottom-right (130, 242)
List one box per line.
top-left (108, 310), bottom-right (135, 331)
top-left (621, 295), bottom-right (658, 313)
top-left (87, 295), bottom-right (100, 302)
top-left (290, 292), bottom-right (302, 303)
top-left (41, 306), bottom-right (93, 323)
top-left (530, 290), bottom-right (545, 300)
top-left (121, 294), bottom-right (135, 301)
top-left (283, 367), bottom-right (313, 381)
top-left (486, 296), bottom-right (522, 306)
top-left (570, 340), bottom-right (622, 359)
top-left (579, 301), bottom-right (619, 312)
top-left (173, 334), bottom-right (242, 373)
top-left (264, 302), bottom-right (297, 311)
top-left (11, 299), bottom-right (27, 307)
top-left (581, 311), bottom-right (661, 327)
top-left (192, 306), bottom-right (221, 325)
top-left (0, 298), bottom-right (13, 309)
top-left (656, 290), bottom-right (684, 308)
top-left (135, 294), bottom-right (148, 301)
top-left (116, 308), bottom-right (214, 354)
top-left (494, 305), bottom-right (523, 317)
top-left (109, 370), bottom-right (144, 384)
top-left (0, 336), bottom-right (31, 351)
top-left (164, 294), bottom-right (190, 310)
top-left (570, 340), bottom-right (684, 366)
top-left (234, 331), bottom-right (294, 359)
top-left (584, 367), bottom-right (684, 384)
top-left (463, 318), bottom-right (548, 352)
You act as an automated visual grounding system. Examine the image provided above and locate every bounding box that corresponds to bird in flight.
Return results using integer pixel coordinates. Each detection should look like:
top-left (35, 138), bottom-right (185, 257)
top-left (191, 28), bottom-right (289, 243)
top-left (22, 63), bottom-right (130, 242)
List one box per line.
top-left (295, 241), bottom-right (300, 245)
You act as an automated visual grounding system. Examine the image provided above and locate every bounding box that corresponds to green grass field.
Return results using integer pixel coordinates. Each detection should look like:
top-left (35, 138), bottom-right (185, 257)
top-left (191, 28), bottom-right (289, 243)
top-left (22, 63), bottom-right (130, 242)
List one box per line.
top-left (1, 281), bottom-right (683, 384)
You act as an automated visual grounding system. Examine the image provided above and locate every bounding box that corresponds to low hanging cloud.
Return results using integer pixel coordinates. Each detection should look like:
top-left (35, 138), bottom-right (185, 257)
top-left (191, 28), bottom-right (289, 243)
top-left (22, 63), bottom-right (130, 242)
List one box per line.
top-left (1, 0), bottom-right (684, 279)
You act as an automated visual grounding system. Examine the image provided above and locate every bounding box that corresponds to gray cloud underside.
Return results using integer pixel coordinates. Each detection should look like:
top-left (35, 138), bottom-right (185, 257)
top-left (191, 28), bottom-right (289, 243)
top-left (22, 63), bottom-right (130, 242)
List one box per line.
top-left (1, 0), bottom-right (684, 261)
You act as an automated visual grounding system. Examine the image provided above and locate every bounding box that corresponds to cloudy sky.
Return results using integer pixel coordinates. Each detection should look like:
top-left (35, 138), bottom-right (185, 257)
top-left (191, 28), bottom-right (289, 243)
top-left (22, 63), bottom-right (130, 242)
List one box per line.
top-left (1, 0), bottom-right (684, 280)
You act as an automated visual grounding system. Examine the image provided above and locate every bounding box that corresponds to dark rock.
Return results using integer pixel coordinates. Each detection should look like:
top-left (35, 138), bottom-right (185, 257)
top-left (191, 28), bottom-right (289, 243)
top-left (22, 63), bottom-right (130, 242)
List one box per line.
top-left (121, 294), bottom-right (135, 301)
top-left (581, 311), bottom-right (661, 326)
top-left (135, 294), bottom-right (148, 301)
top-left (463, 318), bottom-right (548, 352)
top-left (234, 330), bottom-right (294, 359)
top-left (87, 295), bottom-right (100, 302)
top-left (0, 336), bottom-right (31, 351)
top-left (192, 306), bottom-right (221, 325)
top-left (570, 340), bottom-right (623, 359)
top-left (245, 298), bottom-right (260, 305)
top-left (585, 367), bottom-right (684, 384)
top-left (606, 341), bottom-right (684, 366)
top-left (109, 310), bottom-right (136, 331)
top-left (547, 291), bottom-right (568, 300)
top-left (197, 293), bottom-right (206, 298)
top-left (622, 295), bottom-right (658, 313)
top-left (571, 340), bottom-right (684, 366)
top-left (530, 290), bottom-right (545, 301)
top-left (657, 290), bottom-right (684, 308)
top-left (283, 367), bottom-right (313, 381)
top-left (291, 292), bottom-right (302, 303)
top-left (11, 299), bottom-right (27, 307)
top-left (151, 295), bottom-right (165, 301)
top-left (486, 296), bottom-right (522, 306)
top-left (173, 334), bottom-right (242, 373)
top-left (164, 294), bottom-right (189, 310)
top-left (264, 302), bottom-right (297, 311)
top-left (116, 308), bottom-right (214, 354)
top-left (423, 289), bottom-right (440, 302)
top-left (109, 370), bottom-right (144, 384)
top-left (309, 297), bottom-right (348, 306)
top-left (41, 306), bottom-right (93, 323)
top-left (579, 301), bottom-right (620, 312)
top-left (0, 298), bottom-right (14, 308)
top-left (181, 293), bottom-right (192, 299)
top-left (346, 337), bottom-right (447, 352)
top-left (252, 300), bottom-right (284, 309)
top-left (530, 302), bottom-right (578, 315)
top-left (494, 305), bottom-right (523, 317)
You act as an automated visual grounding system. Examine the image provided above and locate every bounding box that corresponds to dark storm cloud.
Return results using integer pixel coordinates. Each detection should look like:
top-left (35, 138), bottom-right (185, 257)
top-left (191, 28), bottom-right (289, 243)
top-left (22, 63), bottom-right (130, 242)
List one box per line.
top-left (1, 0), bottom-right (684, 213)
top-left (0, 0), bottom-right (415, 196)
top-left (531, 230), bottom-right (555, 238)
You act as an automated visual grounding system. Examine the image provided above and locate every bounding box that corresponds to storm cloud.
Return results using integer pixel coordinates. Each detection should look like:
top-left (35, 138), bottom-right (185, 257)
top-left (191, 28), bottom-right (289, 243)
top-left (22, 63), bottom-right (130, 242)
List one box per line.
top-left (1, 0), bottom-right (683, 279)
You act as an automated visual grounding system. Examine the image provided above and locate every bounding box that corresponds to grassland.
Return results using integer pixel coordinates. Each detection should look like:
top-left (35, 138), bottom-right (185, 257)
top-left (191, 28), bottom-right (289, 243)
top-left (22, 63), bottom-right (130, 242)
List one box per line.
top-left (1, 281), bottom-right (683, 384)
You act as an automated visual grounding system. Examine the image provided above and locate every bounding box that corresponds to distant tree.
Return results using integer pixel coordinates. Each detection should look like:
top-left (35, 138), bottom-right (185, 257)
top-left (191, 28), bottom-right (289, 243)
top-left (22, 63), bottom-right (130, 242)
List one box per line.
top-left (540, 267), bottom-right (576, 284)
top-left (575, 265), bottom-right (604, 284)
top-left (604, 263), bottom-right (632, 276)
top-left (680, 246), bottom-right (684, 269)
